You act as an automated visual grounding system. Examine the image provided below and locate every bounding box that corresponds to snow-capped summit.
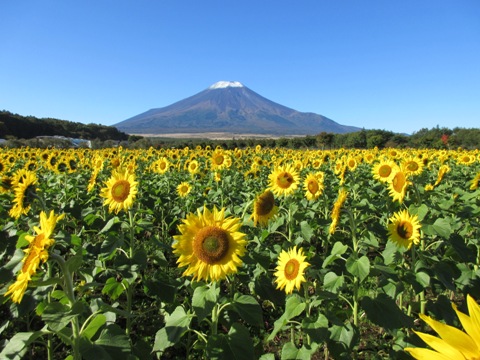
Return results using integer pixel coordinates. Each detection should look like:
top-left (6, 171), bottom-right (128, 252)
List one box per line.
top-left (209, 81), bottom-right (244, 89)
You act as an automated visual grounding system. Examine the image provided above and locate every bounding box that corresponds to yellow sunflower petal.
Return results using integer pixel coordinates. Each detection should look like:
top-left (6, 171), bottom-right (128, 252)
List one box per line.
top-left (404, 347), bottom-right (457, 360)
top-left (413, 331), bottom-right (465, 359)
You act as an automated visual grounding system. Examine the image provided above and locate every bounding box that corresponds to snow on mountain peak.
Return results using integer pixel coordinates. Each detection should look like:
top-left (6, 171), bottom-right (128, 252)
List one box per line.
top-left (209, 81), bottom-right (244, 89)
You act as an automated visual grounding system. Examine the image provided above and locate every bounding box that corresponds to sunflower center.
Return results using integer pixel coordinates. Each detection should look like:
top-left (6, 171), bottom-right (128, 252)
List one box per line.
top-left (159, 162), bottom-right (167, 170)
top-left (256, 191), bottom-right (275, 216)
top-left (392, 172), bottom-right (406, 192)
top-left (277, 172), bottom-right (294, 189)
top-left (307, 180), bottom-right (319, 194)
top-left (406, 161), bottom-right (418, 172)
top-left (379, 165), bottom-right (392, 177)
top-left (284, 259), bottom-right (300, 280)
top-left (397, 221), bottom-right (413, 239)
top-left (213, 154), bottom-right (224, 165)
top-left (194, 226), bottom-right (230, 264)
top-left (111, 180), bottom-right (131, 202)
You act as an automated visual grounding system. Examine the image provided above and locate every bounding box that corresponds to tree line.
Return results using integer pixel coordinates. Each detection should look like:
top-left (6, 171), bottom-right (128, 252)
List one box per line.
top-left (0, 110), bottom-right (129, 142)
top-left (1, 110), bottom-right (479, 150)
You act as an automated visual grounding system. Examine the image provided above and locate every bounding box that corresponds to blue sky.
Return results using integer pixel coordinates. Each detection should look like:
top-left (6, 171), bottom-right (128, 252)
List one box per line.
top-left (1, 1), bottom-right (479, 135)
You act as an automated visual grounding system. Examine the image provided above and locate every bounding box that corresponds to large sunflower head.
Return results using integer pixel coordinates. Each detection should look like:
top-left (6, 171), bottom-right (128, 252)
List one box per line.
top-left (251, 190), bottom-right (278, 227)
top-left (387, 210), bottom-right (421, 249)
top-left (274, 246), bottom-right (310, 294)
top-left (303, 172), bottom-right (324, 201)
top-left (100, 168), bottom-right (138, 214)
top-left (402, 157), bottom-right (424, 176)
top-left (268, 164), bottom-right (300, 197)
top-left (172, 206), bottom-right (248, 282)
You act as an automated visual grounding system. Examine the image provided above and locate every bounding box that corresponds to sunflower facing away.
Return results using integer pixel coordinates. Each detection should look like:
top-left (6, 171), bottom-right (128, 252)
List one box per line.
top-left (268, 164), bottom-right (300, 197)
top-left (4, 210), bottom-right (65, 303)
top-left (329, 188), bottom-right (348, 235)
top-left (405, 294), bottom-right (480, 359)
top-left (9, 170), bottom-right (38, 219)
top-left (100, 168), bottom-right (138, 214)
top-left (172, 206), bottom-right (248, 282)
top-left (251, 190), bottom-right (278, 227)
top-left (274, 246), bottom-right (310, 294)
top-left (387, 209), bottom-right (421, 249)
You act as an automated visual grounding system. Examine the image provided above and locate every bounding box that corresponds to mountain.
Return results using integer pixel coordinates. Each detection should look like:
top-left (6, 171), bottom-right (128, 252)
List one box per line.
top-left (114, 81), bottom-right (360, 136)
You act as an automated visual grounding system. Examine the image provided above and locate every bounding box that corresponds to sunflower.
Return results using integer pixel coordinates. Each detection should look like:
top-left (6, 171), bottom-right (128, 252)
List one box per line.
top-left (388, 169), bottom-right (409, 203)
top-left (187, 159), bottom-right (200, 176)
top-left (402, 157), bottom-right (424, 176)
top-left (274, 246), bottom-right (310, 294)
top-left (470, 172), bottom-right (480, 190)
top-left (303, 172), bottom-right (324, 201)
top-left (9, 171), bottom-right (38, 219)
top-left (433, 164), bottom-right (451, 187)
top-left (100, 168), bottom-right (138, 214)
top-left (172, 206), bottom-right (247, 282)
top-left (251, 190), bottom-right (278, 227)
top-left (387, 210), bottom-right (421, 249)
top-left (210, 149), bottom-right (230, 171)
top-left (346, 156), bottom-right (358, 172)
top-left (405, 294), bottom-right (480, 359)
top-left (177, 181), bottom-right (192, 197)
top-left (372, 159), bottom-right (399, 183)
top-left (4, 210), bottom-right (65, 303)
top-left (268, 164), bottom-right (300, 197)
top-left (329, 188), bottom-right (348, 234)
top-left (153, 157), bottom-right (170, 174)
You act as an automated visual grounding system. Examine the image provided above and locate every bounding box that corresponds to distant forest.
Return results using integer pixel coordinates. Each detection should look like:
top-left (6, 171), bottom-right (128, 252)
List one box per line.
top-left (0, 110), bottom-right (129, 142)
top-left (1, 110), bottom-right (479, 150)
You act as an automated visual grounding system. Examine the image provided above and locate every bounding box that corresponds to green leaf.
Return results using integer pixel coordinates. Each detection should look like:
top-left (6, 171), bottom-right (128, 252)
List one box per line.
top-left (99, 234), bottom-right (124, 259)
top-left (92, 324), bottom-right (131, 358)
top-left (327, 322), bottom-right (359, 359)
top-left (281, 342), bottom-right (319, 360)
top-left (66, 251), bottom-right (83, 274)
top-left (323, 272), bottom-right (344, 293)
top-left (232, 294), bottom-right (264, 327)
top-left (361, 294), bottom-right (414, 330)
top-left (98, 216), bottom-right (120, 234)
top-left (102, 277), bottom-right (126, 300)
top-left (267, 296), bottom-right (306, 341)
top-left (432, 218), bottom-right (453, 238)
top-left (302, 313), bottom-right (329, 344)
top-left (42, 301), bottom-right (84, 332)
top-left (0, 331), bottom-right (46, 360)
top-left (300, 221), bottom-right (314, 242)
top-left (192, 284), bottom-right (219, 322)
top-left (322, 242), bottom-right (348, 268)
top-left (153, 306), bottom-right (192, 353)
top-left (345, 255), bottom-right (370, 282)
top-left (409, 203), bottom-right (428, 222)
top-left (81, 314), bottom-right (106, 341)
top-left (205, 322), bottom-right (254, 360)
top-left (415, 271), bottom-right (430, 288)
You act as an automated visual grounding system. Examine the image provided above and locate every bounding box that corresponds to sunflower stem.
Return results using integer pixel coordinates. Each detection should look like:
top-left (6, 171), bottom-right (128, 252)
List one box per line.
top-left (50, 253), bottom-right (81, 360)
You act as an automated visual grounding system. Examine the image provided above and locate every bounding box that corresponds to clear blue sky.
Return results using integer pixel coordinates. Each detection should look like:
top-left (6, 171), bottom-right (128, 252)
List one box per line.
top-left (1, 1), bottom-right (479, 135)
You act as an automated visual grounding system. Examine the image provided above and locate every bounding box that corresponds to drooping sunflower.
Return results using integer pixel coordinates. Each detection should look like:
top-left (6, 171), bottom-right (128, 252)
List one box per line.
top-left (372, 159), bottom-right (399, 183)
top-left (387, 210), bottom-right (421, 249)
top-left (388, 169), bottom-right (409, 203)
top-left (303, 172), bottom-right (324, 201)
top-left (251, 190), bottom-right (278, 227)
top-left (100, 168), bottom-right (138, 214)
top-left (172, 206), bottom-right (248, 282)
top-left (274, 246), bottom-right (310, 294)
top-left (177, 181), bottom-right (192, 197)
top-left (9, 171), bottom-right (38, 219)
top-left (4, 210), bottom-right (65, 303)
top-left (433, 164), bottom-right (451, 187)
top-left (405, 294), bottom-right (480, 359)
top-left (329, 188), bottom-right (348, 234)
top-left (268, 164), bottom-right (300, 197)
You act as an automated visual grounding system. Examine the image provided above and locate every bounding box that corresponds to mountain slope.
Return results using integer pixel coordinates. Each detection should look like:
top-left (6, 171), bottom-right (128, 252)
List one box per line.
top-left (115, 81), bottom-right (360, 135)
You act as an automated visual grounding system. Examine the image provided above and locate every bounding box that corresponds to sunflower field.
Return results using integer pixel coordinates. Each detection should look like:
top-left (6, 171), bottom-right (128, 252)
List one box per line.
top-left (1, 145), bottom-right (479, 359)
